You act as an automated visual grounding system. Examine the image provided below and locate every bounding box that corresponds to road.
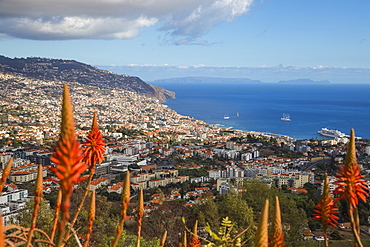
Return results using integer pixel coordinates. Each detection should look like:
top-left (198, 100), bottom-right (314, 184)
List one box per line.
top-left (301, 158), bottom-right (331, 172)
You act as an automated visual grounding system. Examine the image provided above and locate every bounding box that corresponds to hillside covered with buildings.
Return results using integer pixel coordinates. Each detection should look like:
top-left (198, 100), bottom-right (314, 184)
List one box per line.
top-left (1, 71), bottom-right (370, 245)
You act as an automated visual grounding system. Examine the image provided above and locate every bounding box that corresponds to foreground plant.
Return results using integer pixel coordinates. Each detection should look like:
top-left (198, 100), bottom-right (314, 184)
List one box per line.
top-left (203, 217), bottom-right (249, 246)
top-left (254, 199), bottom-right (269, 247)
top-left (66, 112), bottom-right (106, 243)
top-left (112, 170), bottom-right (131, 247)
top-left (50, 84), bottom-right (87, 246)
top-left (137, 187), bottom-right (144, 247)
top-left (313, 173), bottom-right (339, 247)
top-left (1, 84), bottom-right (169, 246)
top-left (0, 157), bottom-right (13, 194)
top-left (50, 190), bottom-right (62, 244)
top-left (333, 129), bottom-right (368, 247)
top-left (4, 224), bottom-right (53, 246)
top-left (82, 112), bottom-right (106, 171)
top-left (180, 231), bottom-right (187, 247)
top-left (159, 230), bottom-right (167, 247)
top-left (269, 197), bottom-right (286, 247)
top-left (253, 197), bottom-right (287, 247)
top-left (26, 165), bottom-right (43, 246)
top-left (0, 216), bottom-right (4, 246)
top-left (83, 191), bottom-right (96, 247)
top-left (188, 220), bottom-right (201, 247)
top-left (3, 167), bottom-right (54, 246)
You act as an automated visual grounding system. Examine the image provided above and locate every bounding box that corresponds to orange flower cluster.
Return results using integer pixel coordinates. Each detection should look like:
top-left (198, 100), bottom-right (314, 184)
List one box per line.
top-left (50, 85), bottom-right (87, 196)
top-left (188, 236), bottom-right (201, 247)
top-left (334, 164), bottom-right (368, 208)
top-left (82, 112), bottom-right (106, 171)
top-left (313, 174), bottom-right (339, 230)
top-left (333, 129), bottom-right (368, 209)
top-left (188, 221), bottom-right (201, 247)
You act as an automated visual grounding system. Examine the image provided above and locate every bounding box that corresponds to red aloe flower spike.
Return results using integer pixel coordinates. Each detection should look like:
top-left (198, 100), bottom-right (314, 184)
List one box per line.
top-left (0, 157), bottom-right (13, 194)
top-left (269, 196), bottom-right (287, 247)
top-left (313, 173), bottom-right (339, 247)
top-left (82, 112), bottom-right (106, 173)
top-left (188, 220), bottom-right (201, 247)
top-left (333, 129), bottom-right (367, 246)
top-left (333, 129), bottom-right (369, 209)
top-left (50, 84), bottom-right (87, 247)
top-left (26, 165), bottom-right (43, 247)
top-left (254, 199), bottom-right (269, 247)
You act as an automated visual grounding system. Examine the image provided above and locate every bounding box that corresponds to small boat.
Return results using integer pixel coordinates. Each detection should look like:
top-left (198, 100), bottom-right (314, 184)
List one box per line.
top-left (236, 112), bottom-right (239, 117)
top-left (280, 113), bottom-right (291, 121)
top-left (224, 115), bottom-right (230, 120)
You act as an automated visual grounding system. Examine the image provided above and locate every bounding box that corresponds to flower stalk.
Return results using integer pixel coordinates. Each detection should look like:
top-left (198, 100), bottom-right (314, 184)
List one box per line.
top-left (50, 84), bottom-right (87, 247)
top-left (25, 165), bottom-right (43, 246)
top-left (112, 170), bottom-right (131, 247)
top-left (136, 187), bottom-right (144, 247)
top-left (50, 189), bottom-right (62, 245)
top-left (83, 191), bottom-right (95, 247)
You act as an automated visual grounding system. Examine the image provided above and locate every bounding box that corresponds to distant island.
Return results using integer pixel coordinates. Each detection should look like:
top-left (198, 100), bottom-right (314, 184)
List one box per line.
top-left (277, 79), bottom-right (330, 84)
top-left (151, 76), bottom-right (330, 85)
top-left (151, 76), bottom-right (262, 84)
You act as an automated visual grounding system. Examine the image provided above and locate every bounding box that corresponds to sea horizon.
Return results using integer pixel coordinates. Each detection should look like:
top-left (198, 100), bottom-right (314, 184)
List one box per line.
top-left (152, 82), bottom-right (370, 140)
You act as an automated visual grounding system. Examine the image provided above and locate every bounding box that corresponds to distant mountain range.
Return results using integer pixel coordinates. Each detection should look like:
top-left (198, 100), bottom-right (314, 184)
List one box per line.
top-left (151, 76), bottom-right (262, 84)
top-left (277, 79), bottom-right (330, 84)
top-left (151, 76), bottom-right (330, 84)
top-left (0, 55), bottom-right (175, 102)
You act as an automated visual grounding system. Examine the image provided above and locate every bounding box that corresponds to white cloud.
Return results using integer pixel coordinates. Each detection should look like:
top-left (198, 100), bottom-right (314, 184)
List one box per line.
top-left (1, 16), bottom-right (157, 40)
top-left (0, 0), bottom-right (254, 41)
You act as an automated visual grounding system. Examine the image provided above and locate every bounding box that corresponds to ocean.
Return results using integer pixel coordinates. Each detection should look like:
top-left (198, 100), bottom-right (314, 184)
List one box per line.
top-left (151, 82), bottom-right (370, 140)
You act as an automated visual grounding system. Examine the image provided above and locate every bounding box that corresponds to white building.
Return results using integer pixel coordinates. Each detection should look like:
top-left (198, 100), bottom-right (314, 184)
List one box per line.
top-left (365, 146), bottom-right (370, 155)
top-left (0, 189), bottom-right (29, 225)
top-left (208, 170), bottom-right (221, 179)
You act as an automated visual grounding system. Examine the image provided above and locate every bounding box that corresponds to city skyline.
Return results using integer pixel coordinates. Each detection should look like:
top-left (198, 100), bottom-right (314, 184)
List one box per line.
top-left (0, 0), bottom-right (370, 82)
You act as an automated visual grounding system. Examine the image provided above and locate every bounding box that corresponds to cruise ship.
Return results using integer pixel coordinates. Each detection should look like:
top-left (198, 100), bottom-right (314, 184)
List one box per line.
top-left (317, 128), bottom-right (346, 138)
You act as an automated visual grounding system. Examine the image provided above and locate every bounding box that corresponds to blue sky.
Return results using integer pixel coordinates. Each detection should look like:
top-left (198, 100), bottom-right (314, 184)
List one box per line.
top-left (0, 0), bottom-right (370, 82)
